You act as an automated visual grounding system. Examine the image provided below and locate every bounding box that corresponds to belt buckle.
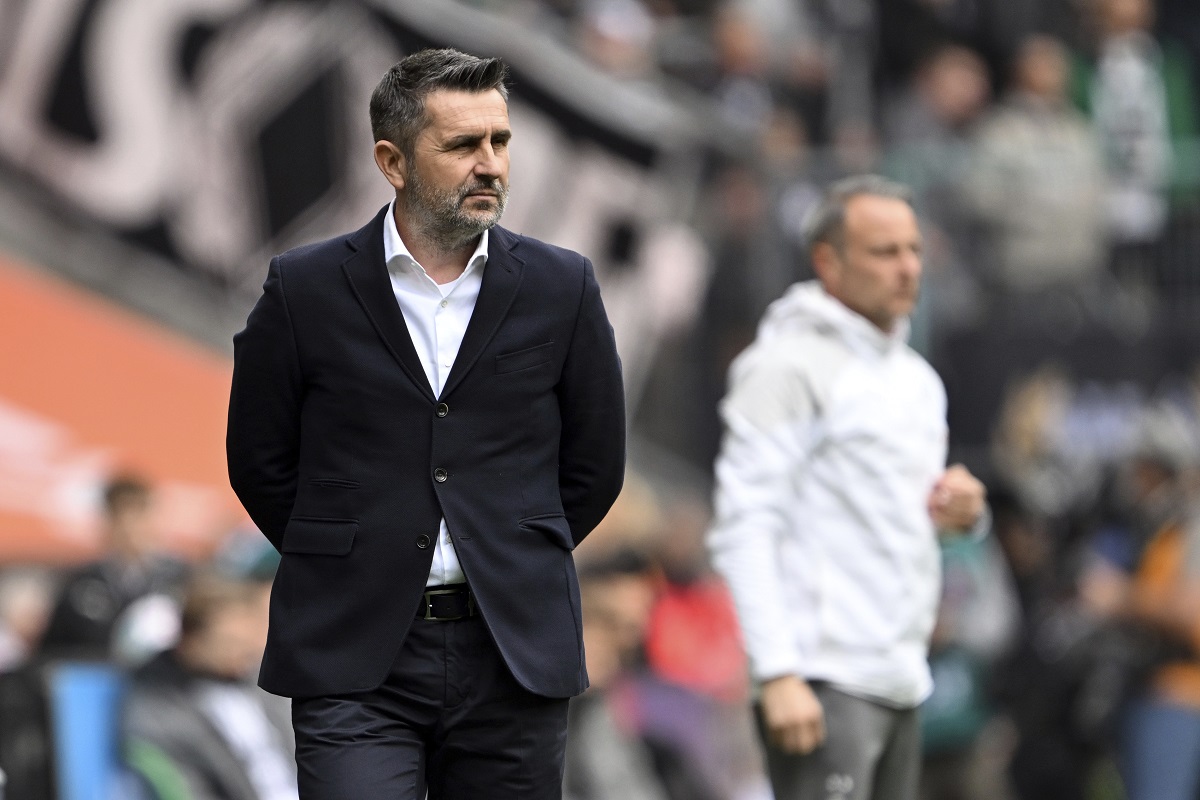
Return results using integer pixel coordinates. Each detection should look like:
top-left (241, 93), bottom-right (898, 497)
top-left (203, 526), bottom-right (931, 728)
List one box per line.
top-left (421, 587), bottom-right (472, 621)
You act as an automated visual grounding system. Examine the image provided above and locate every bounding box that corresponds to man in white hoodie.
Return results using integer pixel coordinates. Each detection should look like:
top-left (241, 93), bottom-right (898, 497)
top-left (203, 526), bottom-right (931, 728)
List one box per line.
top-left (707, 175), bottom-right (986, 800)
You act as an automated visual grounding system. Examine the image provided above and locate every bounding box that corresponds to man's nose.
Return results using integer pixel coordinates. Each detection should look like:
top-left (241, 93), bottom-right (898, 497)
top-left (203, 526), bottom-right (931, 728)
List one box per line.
top-left (474, 145), bottom-right (503, 177)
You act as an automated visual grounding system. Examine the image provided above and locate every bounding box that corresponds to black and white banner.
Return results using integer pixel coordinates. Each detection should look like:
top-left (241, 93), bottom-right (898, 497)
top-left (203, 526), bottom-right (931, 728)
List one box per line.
top-left (0, 0), bottom-right (717, 401)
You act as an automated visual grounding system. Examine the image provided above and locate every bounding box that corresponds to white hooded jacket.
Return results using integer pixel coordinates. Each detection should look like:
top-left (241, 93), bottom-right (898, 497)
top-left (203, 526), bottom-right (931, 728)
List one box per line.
top-left (708, 281), bottom-right (948, 708)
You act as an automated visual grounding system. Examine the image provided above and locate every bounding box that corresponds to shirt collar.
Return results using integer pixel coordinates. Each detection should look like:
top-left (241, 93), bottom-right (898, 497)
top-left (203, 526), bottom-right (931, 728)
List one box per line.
top-left (383, 199), bottom-right (490, 276)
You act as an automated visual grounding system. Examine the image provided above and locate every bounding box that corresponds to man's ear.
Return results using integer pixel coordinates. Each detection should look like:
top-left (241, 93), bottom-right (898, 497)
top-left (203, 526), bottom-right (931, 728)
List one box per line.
top-left (373, 140), bottom-right (407, 192)
top-left (810, 241), bottom-right (839, 286)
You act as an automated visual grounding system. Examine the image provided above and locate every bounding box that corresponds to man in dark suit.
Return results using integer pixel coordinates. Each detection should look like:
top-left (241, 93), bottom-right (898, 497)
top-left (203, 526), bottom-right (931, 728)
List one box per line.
top-left (226, 48), bottom-right (626, 800)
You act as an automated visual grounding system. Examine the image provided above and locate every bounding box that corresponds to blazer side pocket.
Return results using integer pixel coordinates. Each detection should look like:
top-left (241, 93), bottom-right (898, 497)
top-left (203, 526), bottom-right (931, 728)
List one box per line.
top-left (496, 342), bottom-right (554, 374)
top-left (282, 518), bottom-right (358, 556)
top-left (519, 513), bottom-right (574, 551)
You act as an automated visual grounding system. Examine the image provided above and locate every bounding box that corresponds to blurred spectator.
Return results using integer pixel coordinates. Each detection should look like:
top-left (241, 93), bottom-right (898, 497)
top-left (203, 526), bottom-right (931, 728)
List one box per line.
top-left (0, 569), bottom-right (56, 800)
top-left (1072, 0), bottom-right (1200, 306)
top-left (920, 532), bottom-right (1021, 800)
top-left (577, 0), bottom-right (659, 79)
top-left (1076, 0), bottom-right (1198, 240)
top-left (0, 567), bottom-right (54, 672)
top-left (990, 366), bottom-right (1099, 520)
top-left (122, 571), bottom-right (295, 800)
top-left (965, 35), bottom-right (1108, 322)
top-left (886, 44), bottom-right (993, 149)
top-left (823, 0), bottom-right (880, 170)
top-left (565, 549), bottom-right (679, 800)
top-left (1073, 401), bottom-right (1200, 800)
top-left (1114, 501), bottom-right (1200, 800)
top-left (876, 0), bottom-right (1085, 89)
top-left (644, 500), bottom-right (746, 705)
top-left (725, 0), bottom-right (822, 76)
top-left (709, 6), bottom-right (776, 134)
top-left (39, 475), bottom-right (187, 664)
top-left (993, 399), bottom-right (1200, 800)
top-left (883, 44), bottom-right (993, 333)
top-left (642, 499), bottom-right (770, 800)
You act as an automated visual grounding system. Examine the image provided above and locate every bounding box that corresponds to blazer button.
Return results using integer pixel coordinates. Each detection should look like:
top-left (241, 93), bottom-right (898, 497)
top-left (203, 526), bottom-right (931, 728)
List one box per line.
top-left (435, 403), bottom-right (449, 417)
top-left (416, 534), bottom-right (431, 549)
top-left (433, 468), bottom-right (448, 483)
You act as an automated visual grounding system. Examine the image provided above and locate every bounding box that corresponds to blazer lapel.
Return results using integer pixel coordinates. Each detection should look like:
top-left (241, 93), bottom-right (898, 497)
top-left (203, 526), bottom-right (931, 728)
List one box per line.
top-left (341, 206), bottom-right (436, 401)
top-left (441, 226), bottom-right (525, 399)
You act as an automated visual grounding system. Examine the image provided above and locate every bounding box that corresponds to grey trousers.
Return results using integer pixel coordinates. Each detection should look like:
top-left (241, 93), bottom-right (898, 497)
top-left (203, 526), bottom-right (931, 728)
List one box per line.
top-left (756, 683), bottom-right (920, 800)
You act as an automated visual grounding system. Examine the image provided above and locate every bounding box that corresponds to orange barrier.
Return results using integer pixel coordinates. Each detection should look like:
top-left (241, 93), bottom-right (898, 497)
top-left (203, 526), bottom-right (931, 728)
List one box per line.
top-left (0, 253), bottom-right (244, 563)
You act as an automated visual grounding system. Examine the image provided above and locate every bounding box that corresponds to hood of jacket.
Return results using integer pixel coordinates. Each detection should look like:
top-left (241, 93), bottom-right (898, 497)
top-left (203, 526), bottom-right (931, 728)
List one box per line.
top-left (756, 280), bottom-right (910, 357)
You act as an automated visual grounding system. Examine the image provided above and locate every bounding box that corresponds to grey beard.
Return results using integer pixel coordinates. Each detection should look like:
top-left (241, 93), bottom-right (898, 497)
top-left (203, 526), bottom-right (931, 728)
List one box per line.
top-left (407, 173), bottom-right (508, 252)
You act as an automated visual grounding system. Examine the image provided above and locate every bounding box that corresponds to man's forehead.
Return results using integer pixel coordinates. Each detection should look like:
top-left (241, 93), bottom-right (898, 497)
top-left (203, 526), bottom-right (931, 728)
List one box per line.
top-left (424, 89), bottom-right (509, 130)
top-left (844, 195), bottom-right (918, 234)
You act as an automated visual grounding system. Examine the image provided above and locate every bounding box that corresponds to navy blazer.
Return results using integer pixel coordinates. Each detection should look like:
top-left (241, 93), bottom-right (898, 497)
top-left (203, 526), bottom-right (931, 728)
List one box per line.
top-left (227, 206), bottom-right (626, 699)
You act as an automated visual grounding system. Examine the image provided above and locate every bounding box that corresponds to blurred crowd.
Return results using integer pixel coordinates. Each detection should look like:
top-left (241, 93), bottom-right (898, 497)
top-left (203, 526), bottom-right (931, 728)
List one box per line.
top-left (470, 0), bottom-right (1200, 468)
top-left (0, 476), bottom-right (294, 800)
top-left (4, 0), bottom-right (1200, 798)
top-left (482, 1), bottom-right (1200, 799)
top-left (4, 420), bottom-right (1200, 800)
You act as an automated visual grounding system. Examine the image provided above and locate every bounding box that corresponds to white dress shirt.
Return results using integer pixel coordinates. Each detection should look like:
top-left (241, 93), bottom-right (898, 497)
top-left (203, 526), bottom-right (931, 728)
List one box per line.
top-left (382, 201), bottom-right (487, 587)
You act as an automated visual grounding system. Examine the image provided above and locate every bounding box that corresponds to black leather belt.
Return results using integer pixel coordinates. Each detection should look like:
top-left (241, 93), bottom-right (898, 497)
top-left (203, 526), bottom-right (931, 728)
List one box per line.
top-left (417, 585), bottom-right (477, 621)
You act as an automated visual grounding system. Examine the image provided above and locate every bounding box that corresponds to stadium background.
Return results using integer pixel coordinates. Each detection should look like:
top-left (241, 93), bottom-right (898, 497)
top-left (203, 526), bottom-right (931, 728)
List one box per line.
top-left (2, 0), bottom-right (1200, 798)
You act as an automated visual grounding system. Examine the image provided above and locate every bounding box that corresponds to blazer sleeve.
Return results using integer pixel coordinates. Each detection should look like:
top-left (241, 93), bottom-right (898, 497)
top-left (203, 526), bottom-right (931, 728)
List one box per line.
top-left (556, 258), bottom-right (626, 546)
top-left (226, 257), bottom-right (303, 551)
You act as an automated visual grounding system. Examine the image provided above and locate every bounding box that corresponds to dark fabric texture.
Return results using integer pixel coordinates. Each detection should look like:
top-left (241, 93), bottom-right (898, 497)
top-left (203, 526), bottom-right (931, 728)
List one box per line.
top-left (227, 206), bottom-right (626, 699)
top-left (292, 615), bottom-right (569, 800)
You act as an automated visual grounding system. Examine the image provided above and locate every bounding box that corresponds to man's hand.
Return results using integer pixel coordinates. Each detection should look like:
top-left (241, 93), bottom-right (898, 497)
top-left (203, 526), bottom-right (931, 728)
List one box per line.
top-left (928, 464), bottom-right (986, 533)
top-left (760, 674), bottom-right (825, 754)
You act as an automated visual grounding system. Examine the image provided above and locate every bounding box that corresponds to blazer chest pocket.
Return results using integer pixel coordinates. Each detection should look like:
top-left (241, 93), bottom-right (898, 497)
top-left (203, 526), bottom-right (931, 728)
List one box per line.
top-left (282, 518), bottom-right (357, 556)
top-left (496, 342), bottom-right (554, 374)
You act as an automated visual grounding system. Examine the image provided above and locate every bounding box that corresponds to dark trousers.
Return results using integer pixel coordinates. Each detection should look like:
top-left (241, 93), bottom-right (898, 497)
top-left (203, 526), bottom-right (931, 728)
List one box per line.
top-left (291, 614), bottom-right (570, 799)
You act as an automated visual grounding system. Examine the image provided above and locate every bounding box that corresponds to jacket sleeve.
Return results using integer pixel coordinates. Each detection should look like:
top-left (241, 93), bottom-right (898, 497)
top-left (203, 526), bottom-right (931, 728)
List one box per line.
top-left (706, 346), bottom-right (816, 683)
top-left (226, 257), bottom-right (303, 551)
top-left (556, 258), bottom-right (626, 546)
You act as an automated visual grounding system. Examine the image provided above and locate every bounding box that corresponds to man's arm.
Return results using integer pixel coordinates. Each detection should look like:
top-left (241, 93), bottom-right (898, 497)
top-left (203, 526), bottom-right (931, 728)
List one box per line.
top-left (707, 347), bottom-right (825, 753)
top-left (556, 258), bottom-right (626, 546)
top-left (226, 258), bottom-right (303, 551)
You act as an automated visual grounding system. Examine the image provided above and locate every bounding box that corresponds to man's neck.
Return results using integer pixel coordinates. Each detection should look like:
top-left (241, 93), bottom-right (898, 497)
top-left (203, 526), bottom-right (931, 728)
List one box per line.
top-left (393, 209), bottom-right (478, 285)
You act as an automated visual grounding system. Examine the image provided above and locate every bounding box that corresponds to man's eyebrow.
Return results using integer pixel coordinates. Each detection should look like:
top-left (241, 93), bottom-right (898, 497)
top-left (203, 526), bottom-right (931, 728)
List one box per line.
top-left (444, 128), bottom-right (512, 148)
top-left (444, 132), bottom-right (484, 148)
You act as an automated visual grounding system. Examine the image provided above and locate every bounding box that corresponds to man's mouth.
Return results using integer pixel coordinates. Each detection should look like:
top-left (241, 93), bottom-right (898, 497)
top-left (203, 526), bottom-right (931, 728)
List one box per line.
top-left (463, 185), bottom-right (500, 198)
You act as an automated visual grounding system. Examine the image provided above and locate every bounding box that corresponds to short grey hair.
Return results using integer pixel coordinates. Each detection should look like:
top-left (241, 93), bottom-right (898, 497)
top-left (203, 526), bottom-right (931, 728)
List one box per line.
top-left (369, 49), bottom-right (510, 158)
top-left (803, 175), bottom-right (914, 250)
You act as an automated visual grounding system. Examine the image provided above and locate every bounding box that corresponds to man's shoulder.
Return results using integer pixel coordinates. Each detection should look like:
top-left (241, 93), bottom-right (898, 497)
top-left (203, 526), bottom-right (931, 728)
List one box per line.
top-left (493, 227), bottom-right (588, 273)
top-left (277, 234), bottom-right (352, 266)
top-left (898, 345), bottom-right (946, 392)
top-left (735, 321), bottom-right (849, 381)
top-left (273, 207), bottom-right (386, 275)
top-left (725, 326), bottom-right (848, 416)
